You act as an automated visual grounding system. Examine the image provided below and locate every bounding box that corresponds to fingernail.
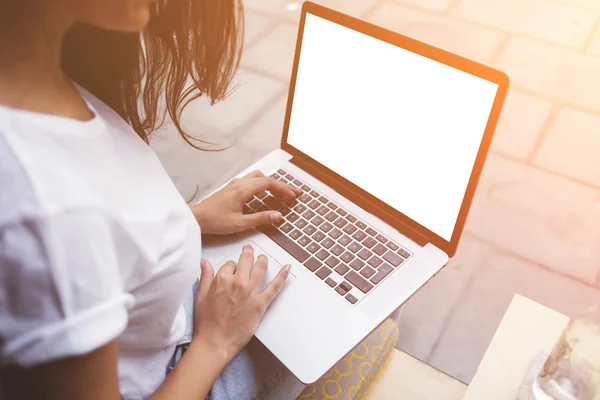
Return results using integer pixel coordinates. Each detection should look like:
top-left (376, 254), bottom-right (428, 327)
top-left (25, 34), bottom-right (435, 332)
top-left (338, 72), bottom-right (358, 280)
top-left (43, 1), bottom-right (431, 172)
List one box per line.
top-left (284, 264), bottom-right (291, 272)
top-left (270, 212), bottom-right (283, 223)
top-left (201, 259), bottom-right (207, 270)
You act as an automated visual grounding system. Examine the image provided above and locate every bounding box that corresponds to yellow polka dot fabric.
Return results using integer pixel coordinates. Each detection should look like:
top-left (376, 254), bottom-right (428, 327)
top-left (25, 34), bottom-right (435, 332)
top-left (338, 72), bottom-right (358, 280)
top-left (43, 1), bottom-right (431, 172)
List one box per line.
top-left (297, 318), bottom-right (399, 400)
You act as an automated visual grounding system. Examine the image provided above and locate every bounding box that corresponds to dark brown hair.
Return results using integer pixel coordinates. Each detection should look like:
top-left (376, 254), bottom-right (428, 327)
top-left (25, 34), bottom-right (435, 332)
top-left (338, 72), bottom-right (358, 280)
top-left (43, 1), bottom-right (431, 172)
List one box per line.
top-left (62, 0), bottom-right (244, 150)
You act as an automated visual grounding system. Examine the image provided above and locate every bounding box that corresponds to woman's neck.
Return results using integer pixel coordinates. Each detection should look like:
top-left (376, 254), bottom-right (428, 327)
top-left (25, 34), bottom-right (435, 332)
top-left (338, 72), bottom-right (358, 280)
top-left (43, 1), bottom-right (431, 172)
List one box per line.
top-left (0, 7), bottom-right (93, 121)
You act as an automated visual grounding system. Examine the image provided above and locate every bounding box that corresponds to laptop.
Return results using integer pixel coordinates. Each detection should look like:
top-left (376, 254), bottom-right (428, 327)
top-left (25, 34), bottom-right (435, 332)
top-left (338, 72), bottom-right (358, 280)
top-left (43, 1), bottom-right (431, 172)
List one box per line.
top-left (201, 1), bottom-right (509, 384)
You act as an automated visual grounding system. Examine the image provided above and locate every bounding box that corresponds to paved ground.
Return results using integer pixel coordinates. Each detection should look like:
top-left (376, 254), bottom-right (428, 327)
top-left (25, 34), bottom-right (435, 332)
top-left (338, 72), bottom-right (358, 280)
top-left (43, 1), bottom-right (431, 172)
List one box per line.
top-left (151, 0), bottom-right (600, 384)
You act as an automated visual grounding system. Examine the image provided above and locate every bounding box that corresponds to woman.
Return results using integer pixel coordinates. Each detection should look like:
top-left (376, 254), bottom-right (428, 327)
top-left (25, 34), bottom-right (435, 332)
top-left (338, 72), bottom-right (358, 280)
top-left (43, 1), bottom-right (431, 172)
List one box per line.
top-left (0, 0), bottom-right (306, 399)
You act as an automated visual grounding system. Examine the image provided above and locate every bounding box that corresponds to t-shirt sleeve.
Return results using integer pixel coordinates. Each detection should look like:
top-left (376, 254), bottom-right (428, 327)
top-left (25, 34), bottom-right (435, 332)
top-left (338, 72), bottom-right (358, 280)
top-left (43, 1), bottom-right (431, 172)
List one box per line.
top-left (0, 210), bottom-right (136, 367)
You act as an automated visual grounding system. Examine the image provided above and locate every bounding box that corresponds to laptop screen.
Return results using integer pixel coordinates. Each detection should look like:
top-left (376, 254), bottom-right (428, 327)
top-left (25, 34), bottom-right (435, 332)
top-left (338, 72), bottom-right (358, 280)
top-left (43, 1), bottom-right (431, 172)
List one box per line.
top-left (286, 13), bottom-right (500, 242)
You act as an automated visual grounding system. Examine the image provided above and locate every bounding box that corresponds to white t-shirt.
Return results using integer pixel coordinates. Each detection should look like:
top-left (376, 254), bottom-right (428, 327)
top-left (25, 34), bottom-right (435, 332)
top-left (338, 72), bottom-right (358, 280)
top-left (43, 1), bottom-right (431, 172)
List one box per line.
top-left (0, 86), bottom-right (202, 399)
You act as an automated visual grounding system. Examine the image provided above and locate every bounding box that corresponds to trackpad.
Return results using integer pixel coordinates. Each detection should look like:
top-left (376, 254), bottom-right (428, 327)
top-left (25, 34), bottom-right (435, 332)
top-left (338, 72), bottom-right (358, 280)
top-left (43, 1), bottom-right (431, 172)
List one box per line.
top-left (213, 241), bottom-right (297, 292)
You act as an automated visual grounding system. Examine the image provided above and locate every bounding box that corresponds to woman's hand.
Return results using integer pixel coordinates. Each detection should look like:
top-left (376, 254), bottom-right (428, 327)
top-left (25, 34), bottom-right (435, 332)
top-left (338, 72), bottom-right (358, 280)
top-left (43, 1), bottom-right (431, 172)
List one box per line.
top-left (192, 245), bottom-right (290, 364)
top-left (191, 170), bottom-right (302, 235)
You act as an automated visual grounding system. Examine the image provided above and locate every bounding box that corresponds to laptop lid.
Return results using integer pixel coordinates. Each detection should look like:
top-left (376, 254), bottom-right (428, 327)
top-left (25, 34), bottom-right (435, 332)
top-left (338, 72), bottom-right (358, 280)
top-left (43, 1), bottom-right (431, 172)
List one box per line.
top-left (281, 2), bottom-right (509, 257)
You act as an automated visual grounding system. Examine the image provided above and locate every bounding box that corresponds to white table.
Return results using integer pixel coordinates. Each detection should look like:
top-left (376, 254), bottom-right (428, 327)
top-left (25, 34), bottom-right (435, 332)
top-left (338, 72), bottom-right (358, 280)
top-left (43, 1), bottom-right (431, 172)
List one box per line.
top-left (367, 294), bottom-right (569, 399)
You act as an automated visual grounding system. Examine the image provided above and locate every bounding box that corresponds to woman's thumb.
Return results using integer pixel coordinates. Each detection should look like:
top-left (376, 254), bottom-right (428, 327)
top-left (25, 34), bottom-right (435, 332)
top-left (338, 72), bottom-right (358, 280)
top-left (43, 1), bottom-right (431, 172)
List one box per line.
top-left (198, 258), bottom-right (214, 298)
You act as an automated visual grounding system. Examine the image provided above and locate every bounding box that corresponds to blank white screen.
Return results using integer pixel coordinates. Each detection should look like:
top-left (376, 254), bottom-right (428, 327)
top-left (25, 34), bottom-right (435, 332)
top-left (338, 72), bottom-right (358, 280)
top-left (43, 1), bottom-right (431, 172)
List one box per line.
top-left (286, 14), bottom-right (499, 241)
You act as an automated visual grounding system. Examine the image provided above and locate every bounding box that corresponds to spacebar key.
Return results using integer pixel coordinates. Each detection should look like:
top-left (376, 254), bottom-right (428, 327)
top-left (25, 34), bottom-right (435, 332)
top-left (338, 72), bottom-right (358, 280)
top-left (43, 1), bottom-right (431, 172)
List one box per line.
top-left (259, 225), bottom-right (310, 263)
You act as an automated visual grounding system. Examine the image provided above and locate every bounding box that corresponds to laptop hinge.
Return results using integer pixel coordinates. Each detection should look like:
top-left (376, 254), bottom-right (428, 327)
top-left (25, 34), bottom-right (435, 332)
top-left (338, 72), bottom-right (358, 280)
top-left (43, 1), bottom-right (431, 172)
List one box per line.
top-left (289, 157), bottom-right (429, 247)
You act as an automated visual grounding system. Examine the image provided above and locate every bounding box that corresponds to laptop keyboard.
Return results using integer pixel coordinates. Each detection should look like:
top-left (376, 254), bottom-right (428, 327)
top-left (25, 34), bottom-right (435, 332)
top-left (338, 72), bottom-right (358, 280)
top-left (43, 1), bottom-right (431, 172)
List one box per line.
top-left (244, 169), bottom-right (412, 306)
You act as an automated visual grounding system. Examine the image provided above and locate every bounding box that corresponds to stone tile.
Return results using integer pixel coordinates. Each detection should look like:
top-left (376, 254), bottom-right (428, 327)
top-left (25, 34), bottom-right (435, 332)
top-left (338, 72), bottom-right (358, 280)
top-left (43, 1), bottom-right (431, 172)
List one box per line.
top-left (244, 0), bottom-right (378, 22)
top-left (242, 23), bottom-right (298, 80)
top-left (490, 89), bottom-right (553, 160)
top-left (367, 2), bottom-right (506, 63)
top-left (244, 9), bottom-right (275, 47)
top-left (465, 154), bottom-right (600, 285)
top-left (393, 0), bottom-right (456, 12)
top-left (495, 37), bottom-right (600, 111)
top-left (395, 235), bottom-right (491, 362)
top-left (429, 250), bottom-right (600, 383)
top-left (533, 107), bottom-right (600, 187)
top-left (453, 0), bottom-right (596, 49)
top-left (237, 93), bottom-right (288, 157)
top-left (176, 70), bottom-right (284, 141)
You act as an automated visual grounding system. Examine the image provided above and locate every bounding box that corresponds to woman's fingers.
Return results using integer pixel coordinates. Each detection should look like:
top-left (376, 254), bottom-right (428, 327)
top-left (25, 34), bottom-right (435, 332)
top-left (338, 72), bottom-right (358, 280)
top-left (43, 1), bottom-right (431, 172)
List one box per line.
top-left (261, 265), bottom-right (291, 306)
top-left (235, 244), bottom-right (254, 280)
top-left (243, 170), bottom-right (264, 179)
top-left (249, 255), bottom-right (269, 289)
top-left (241, 177), bottom-right (302, 201)
top-left (236, 210), bottom-right (282, 231)
top-left (198, 259), bottom-right (215, 299)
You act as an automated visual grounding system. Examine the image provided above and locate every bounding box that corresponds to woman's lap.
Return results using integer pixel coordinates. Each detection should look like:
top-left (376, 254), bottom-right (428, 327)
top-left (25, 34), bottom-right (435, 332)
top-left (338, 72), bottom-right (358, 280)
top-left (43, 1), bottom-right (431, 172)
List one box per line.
top-left (167, 279), bottom-right (305, 400)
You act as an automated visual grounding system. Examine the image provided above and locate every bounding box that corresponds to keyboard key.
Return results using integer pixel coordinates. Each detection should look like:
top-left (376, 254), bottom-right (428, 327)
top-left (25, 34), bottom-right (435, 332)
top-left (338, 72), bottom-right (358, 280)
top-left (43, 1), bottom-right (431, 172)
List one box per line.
top-left (334, 218), bottom-right (348, 228)
top-left (310, 190), bottom-right (320, 197)
top-left (316, 205), bottom-right (329, 216)
top-left (287, 213), bottom-right (300, 223)
top-left (348, 241), bottom-right (362, 253)
top-left (356, 221), bottom-right (367, 230)
top-left (360, 266), bottom-right (376, 279)
top-left (277, 169), bottom-right (286, 175)
top-left (316, 266), bottom-right (332, 280)
top-left (304, 257), bottom-right (321, 272)
top-left (343, 224), bottom-right (357, 235)
top-left (331, 245), bottom-right (344, 256)
top-left (371, 264), bottom-right (393, 284)
top-left (284, 198), bottom-right (298, 207)
top-left (340, 251), bottom-right (354, 263)
top-left (289, 229), bottom-right (302, 240)
top-left (280, 223), bottom-right (294, 233)
top-left (325, 211), bottom-right (338, 222)
top-left (321, 238), bottom-right (335, 249)
top-left (367, 256), bottom-right (383, 268)
top-left (325, 277), bottom-right (337, 288)
top-left (352, 230), bottom-right (367, 241)
top-left (340, 281), bottom-right (352, 292)
top-left (318, 196), bottom-right (328, 204)
top-left (316, 249), bottom-right (329, 261)
top-left (328, 203), bottom-right (338, 211)
top-left (335, 264), bottom-right (350, 276)
top-left (320, 222), bottom-right (333, 233)
top-left (303, 210), bottom-right (315, 220)
top-left (306, 242), bottom-right (320, 254)
top-left (335, 285), bottom-right (348, 296)
top-left (345, 293), bottom-right (358, 304)
top-left (338, 235), bottom-right (352, 246)
top-left (271, 172), bottom-right (280, 179)
top-left (258, 225), bottom-right (310, 263)
top-left (273, 218), bottom-right (284, 227)
top-left (303, 225), bottom-right (317, 236)
top-left (249, 199), bottom-right (262, 209)
top-left (387, 241), bottom-right (399, 251)
top-left (293, 179), bottom-right (303, 186)
top-left (350, 259), bottom-right (365, 271)
top-left (399, 249), bottom-right (411, 258)
top-left (299, 194), bottom-right (311, 203)
top-left (243, 204), bottom-right (252, 214)
top-left (311, 216), bottom-right (324, 226)
top-left (256, 191), bottom-right (269, 199)
top-left (337, 209), bottom-right (347, 216)
top-left (325, 256), bottom-right (340, 268)
top-left (347, 214), bottom-right (357, 223)
top-left (285, 173), bottom-right (295, 180)
top-left (294, 219), bottom-right (308, 229)
top-left (373, 244), bottom-right (387, 256)
top-left (312, 231), bottom-right (326, 242)
top-left (384, 251), bottom-right (404, 267)
top-left (264, 196), bottom-right (282, 210)
top-left (366, 227), bottom-right (377, 236)
top-left (358, 248), bottom-right (372, 260)
top-left (298, 236), bottom-right (311, 247)
top-left (346, 271), bottom-right (373, 293)
top-left (256, 203), bottom-right (268, 212)
top-left (294, 204), bottom-right (307, 214)
top-left (329, 229), bottom-right (342, 239)
top-left (301, 184), bottom-right (311, 192)
top-left (308, 200), bottom-right (320, 209)
top-left (375, 234), bottom-right (388, 244)
top-left (363, 237), bottom-right (377, 249)
top-left (281, 207), bottom-right (292, 216)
